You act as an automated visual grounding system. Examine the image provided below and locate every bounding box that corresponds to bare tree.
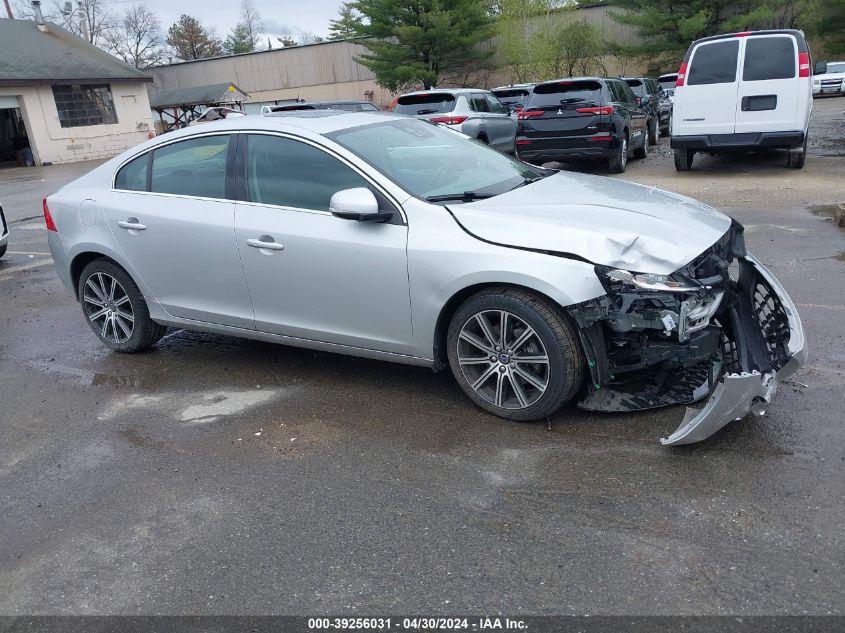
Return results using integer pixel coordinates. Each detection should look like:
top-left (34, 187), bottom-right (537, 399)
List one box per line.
top-left (104, 5), bottom-right (165, 69)
top-left (239, 0), bottom-right (262, 49)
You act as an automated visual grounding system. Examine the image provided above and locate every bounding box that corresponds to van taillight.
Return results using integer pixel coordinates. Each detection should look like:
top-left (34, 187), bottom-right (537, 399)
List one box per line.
top-left (43, 197), bottom-right (57, 232)
top-left (676, 63), bottom-right (688, 87)
top-left (798, 52), bottom-right (810, 77)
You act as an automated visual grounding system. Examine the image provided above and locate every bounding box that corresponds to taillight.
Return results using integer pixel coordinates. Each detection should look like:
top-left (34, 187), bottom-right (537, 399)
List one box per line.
top-left (798, 52), bottom-right (810, 77)
top-left (43, 197), bottom-right (57, 232)
top-left (515, 139), bottom-right (533, 145)
top-left (575, 106), bottom-right (614, 115)
top-left (589, 133), bottom-right (612, 141)
top-left (517, 110), bottom-right (544, 120)
top-left (676, 62), bottom-right (688, 87)
top-left (429, 116), bottom-right (467, 125)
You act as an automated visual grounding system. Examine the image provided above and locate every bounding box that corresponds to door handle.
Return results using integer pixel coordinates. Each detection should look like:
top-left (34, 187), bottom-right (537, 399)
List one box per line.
top-left (117, 218), bottom-right (146, 231)
top-left (247, 236), bottom-right (284, 251)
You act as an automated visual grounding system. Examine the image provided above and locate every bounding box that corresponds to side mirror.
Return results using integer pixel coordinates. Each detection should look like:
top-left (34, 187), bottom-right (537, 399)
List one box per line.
top-left (814, 60), bottom-right (828, 75)
top-left (329, 188), bottom-right (392, 223)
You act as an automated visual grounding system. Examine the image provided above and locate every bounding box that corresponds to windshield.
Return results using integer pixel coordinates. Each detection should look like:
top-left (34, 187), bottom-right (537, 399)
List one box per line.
top-left (827, 62), bottom-right (845, 73)
top-left (492, 89), bottom-right (531, 106)
top-left (327, 119), bottom-right (546, 202)
top-left (393, 93), bottom-right (456, 116)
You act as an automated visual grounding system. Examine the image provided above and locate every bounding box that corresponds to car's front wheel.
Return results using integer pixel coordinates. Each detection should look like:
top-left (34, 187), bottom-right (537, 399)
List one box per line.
top-left (446, 287), bottom-right (585, 421)
top-left (78, 259), bottom-right (166, 352)
top-left (648, 118), bottom-right (659, 145)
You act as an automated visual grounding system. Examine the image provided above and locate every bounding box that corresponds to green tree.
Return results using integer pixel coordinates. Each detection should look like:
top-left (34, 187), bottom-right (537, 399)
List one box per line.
top-left (328, 2), bottom-right (364, 39)
top-left (498, 0), bottom-right (564, 83)
top-left (351, 0), bottom-right (497, 91)
top-left (224, 0), bottom-right (262, 54)
top-left (609, 0), bottom-right (798, 70)
top-left (809, 0), bottom-right (845, 54)
top-left (166, 14), bottom-right (223, 60)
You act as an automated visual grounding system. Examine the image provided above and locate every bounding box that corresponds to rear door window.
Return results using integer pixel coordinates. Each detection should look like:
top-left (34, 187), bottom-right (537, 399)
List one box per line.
top-left (625, 79), bottom-right (645, 98)
top-left (150, 135), bottom-right (229, 199)
top-left (530, 80), bottom-right (603, 108)
top-left (470, 94), bottom-right (490, 113)
top-left (742, 36), bottom-right (796, 81)
top-left (393, 93), bottom-right (456, 115)
top-left (688, 40), bottom-right (740, 85)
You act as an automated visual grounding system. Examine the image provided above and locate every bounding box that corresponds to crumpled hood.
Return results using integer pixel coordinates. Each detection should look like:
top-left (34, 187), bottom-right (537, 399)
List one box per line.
top-left (450, 171), bottom-right (732, 274)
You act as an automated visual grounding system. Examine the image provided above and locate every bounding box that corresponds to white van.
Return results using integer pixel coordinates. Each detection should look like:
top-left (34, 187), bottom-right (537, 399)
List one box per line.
top-left (670, 29), bottom-right (812, 171)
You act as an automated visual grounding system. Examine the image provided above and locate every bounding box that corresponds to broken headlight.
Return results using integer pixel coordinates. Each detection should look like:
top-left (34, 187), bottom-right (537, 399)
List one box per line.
top-left (603, 269), bottom-right (701, 293)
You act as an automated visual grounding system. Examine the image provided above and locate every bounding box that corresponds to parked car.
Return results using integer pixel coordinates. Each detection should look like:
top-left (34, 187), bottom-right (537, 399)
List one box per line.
top-left (188, 107), bottom-right (246, 126)
top-left (267, 100), bottom-right (381, 113)
top-left (812, 60), bottom-right (845, 96)
top-left (491, 84), bottom-right (536, 113)
top-left (515, 77), bottom-right (650, 173)
top-left (623, 76), bottom-right (671, 142)
top-left (658, 73), bottom-right (678, 95)
top-left (43, 112), bottom-right (806, 445)
top-left (393, 89), bottom-right (517, 153)
top-left (0, 202), bottom-right (8, 259)
top-left (671, 29), bottom-right (812, 171)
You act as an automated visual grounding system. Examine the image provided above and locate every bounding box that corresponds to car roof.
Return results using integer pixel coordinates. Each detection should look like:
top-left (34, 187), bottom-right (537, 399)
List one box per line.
top-left (534, 77), bottom-right (612, 88)
top-left (399, 88), bottom-right (488, 97)
top-left (492, 84), bottom-right (536, 90)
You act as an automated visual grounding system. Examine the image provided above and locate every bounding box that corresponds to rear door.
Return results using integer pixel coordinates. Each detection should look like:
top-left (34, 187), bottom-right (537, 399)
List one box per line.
top-left (518, 80), bottom-right (608, 146)
top-left (675, 38), bottom-right (741, 136)
top-left (735, 34), bottom-right (799, 133)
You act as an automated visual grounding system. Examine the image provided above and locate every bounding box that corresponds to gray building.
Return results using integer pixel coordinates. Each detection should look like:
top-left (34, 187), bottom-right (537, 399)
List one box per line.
top-left (0, 15), bottom-right (155, 166)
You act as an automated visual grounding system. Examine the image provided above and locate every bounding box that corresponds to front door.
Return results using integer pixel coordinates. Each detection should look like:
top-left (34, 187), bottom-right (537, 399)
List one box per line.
top-left (105, 133), bottom-right (254, 329)
top-left (234, 133), bottom-right (413, 354)
top-left (735, 35), bottom-right (800, 134)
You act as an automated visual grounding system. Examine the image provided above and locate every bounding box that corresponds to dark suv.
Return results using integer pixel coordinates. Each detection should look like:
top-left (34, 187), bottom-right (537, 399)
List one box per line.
top-left (515, 77), bottom-right (649, 173)
top-left (623, 77), bottom-right (671, 142)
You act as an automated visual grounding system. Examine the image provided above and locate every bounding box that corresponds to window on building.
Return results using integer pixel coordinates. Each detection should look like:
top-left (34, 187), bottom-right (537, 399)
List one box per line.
top-left (52, 84), bottom-right (118, 128)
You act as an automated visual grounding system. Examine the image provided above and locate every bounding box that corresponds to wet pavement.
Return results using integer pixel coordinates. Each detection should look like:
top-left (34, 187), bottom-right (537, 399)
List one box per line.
top-left (0, 107), bottom-right (844, 616)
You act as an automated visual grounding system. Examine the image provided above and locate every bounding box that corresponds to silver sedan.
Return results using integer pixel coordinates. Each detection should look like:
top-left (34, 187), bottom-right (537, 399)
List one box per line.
top-left (45, 111), bottom-right (805, 445)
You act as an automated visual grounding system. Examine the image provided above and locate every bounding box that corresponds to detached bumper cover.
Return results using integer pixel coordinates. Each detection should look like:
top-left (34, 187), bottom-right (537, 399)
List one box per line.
top-left (661, 254), bottom-right (807, 445)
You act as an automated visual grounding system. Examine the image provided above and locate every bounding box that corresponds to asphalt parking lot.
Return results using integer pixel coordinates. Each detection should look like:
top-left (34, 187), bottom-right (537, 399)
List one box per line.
top-left (0, 98), bottom-right (843, 616)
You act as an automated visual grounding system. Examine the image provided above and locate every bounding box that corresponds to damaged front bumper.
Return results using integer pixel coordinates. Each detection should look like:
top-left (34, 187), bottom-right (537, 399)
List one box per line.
top-left (569, 234), bottom-right (807, 446)
top-left (660, 254), bottom-right (807, 445)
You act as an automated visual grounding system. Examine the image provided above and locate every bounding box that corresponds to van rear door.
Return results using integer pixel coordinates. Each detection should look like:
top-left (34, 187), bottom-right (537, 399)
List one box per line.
top-left (735, 34), bottom-right (800, 133)
top-left (674, 38), bottom-right (740, 136)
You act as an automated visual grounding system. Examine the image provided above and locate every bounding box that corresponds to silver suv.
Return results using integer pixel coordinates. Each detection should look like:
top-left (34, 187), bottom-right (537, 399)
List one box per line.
top-left (393, 89), bottom-right (517, 153)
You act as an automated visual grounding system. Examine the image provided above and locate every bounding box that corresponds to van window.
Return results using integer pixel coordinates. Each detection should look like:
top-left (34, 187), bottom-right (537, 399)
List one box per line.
top-left (530, 80), bottom-right (603, 108)
top-left (688, 40), bottom-right (740, 85)
top-left (743, 37), bottom-right (796, 81)
top-left (394, 93), bottom-right (455, 115)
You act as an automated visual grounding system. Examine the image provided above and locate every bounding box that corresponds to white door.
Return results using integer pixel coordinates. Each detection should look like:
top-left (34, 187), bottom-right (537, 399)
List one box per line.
top-left (674, 38), bottom-right (741, 136)
top-left (735, 35), bottom-right (800, 133)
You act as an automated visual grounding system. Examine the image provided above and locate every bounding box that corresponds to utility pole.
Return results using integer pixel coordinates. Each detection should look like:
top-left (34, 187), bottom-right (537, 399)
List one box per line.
top-left (3, 0), bottom-right (15, 19)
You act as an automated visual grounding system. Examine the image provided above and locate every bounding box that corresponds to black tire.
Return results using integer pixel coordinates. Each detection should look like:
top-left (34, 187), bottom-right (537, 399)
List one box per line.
top-left (0, 244), bottom-right (6, 259)
top-left (608, 132), bottom-right (628, 173)
top-left (787, 135), bottom-right (807, 169)
top-left (477, 134), bottom-right (489, 144)
top-left (446, 287), bottom-right (585, 422)
top-left (78, 258), bottom-right (166, 353)
top-left (647, 118), bottom-right (659, 145)
top-left (674, 148), bottom-right (695, 171)
top-left (634, 129), bottom-right (649, 159)
top-left (662, 110), bottom-right (672, 135)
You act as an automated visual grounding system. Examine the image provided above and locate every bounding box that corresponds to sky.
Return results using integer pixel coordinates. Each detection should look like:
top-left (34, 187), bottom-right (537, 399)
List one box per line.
top-left (101, 0), bottom-right (341, 42)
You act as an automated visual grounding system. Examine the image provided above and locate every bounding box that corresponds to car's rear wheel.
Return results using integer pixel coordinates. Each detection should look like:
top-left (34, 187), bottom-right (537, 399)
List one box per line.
top-left (446, 287), bottom-right (585, 421)
top-left (648, 118), bottom-right (659, 145)
top-left (674, 148), bottom-right (695, 171)
top-left (634, 130), bottom-right (649, 159)
top-left (787, 135), bottom-right (807, 169)
top-left (608, 133), bottom-right (628, 173)
top-left (78, 259), bottom-right (166, 352)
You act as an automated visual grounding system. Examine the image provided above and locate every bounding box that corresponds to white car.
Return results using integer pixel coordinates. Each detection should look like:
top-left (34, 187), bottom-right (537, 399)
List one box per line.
top-left (671, 29), bottom-right (812, 170)
top-left (812, 61), bottom-right (845, 96)
top-left (0, 202), bottom-right (8, 259)
top-left (188, 107), bottom-right (246, 126)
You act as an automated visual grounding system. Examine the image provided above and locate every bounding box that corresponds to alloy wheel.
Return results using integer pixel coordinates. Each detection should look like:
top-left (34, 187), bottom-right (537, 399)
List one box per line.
top-left (621, 138), bottom-right (628, 168)
top-left (82, 272), bottom-right (135, 344)
top-left (456, 310), bottom-right (550, 409)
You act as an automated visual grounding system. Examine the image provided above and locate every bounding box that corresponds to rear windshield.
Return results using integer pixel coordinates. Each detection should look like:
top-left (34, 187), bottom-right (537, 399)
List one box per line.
top-left (688, 40), bottom-right (740, 85)
top-left (658, 76), bottom-right (677, 90)
top-left (394, 94), bottom-right (456, 115)
top-left (743, 37), bottom-right (796, 81)
top-left (529, 80), bottom-right (603, 108)
top-left (492, 89), bottom-right (530, 105)
top-left (624, 79), bottom-right (646, 97)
